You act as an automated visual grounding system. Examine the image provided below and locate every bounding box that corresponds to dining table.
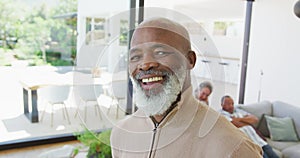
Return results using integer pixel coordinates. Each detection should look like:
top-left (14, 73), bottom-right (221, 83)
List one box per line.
top-left (19, 66), bottom-right (126, 123)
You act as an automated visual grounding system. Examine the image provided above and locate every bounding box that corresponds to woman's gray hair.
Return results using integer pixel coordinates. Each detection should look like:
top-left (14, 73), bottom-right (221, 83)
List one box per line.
top-left (199, 81), bottom-right (213, 92)
top-left (194, 81), bottom-right (213, 96)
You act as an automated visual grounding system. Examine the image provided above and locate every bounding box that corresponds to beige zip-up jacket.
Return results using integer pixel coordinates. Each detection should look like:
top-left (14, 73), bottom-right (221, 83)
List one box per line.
top-left (110, 86), bottom-right (262, 158)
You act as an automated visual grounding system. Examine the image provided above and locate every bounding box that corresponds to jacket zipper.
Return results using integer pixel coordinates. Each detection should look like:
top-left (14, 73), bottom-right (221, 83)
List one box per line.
top-left (147, 102), bottom-right (179, 158)
top-left (149, 122), bottom-right (159, 158)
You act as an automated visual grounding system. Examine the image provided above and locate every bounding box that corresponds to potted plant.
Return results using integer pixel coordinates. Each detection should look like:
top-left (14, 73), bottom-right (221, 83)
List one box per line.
top-left (74, 128), bottom-right (112, 158)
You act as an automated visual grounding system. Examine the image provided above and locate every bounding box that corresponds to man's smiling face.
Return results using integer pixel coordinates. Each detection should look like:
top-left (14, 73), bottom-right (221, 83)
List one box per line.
top-left (129, 27), bottom-right (188, 96)
top-left (127, 18), bottom-right (196, 116)
top-left (129, 27), bottom-right (190, 116)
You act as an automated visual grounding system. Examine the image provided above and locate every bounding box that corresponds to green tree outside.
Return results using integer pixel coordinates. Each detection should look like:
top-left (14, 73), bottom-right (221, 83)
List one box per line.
top-left (0, 0), bottom-right (77, 66)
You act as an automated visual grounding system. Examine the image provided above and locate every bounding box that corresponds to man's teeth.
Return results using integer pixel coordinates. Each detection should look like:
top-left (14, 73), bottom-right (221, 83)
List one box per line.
top-left (142, 77), bottom-right (163, 83)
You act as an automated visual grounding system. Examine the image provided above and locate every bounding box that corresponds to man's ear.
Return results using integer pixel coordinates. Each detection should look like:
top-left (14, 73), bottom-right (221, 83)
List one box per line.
top-left (186, 50), bottom-right (196, 69)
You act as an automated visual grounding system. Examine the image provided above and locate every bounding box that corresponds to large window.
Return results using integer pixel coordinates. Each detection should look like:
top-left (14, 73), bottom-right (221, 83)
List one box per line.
top-left (0, 0), bottom-right (131, 150)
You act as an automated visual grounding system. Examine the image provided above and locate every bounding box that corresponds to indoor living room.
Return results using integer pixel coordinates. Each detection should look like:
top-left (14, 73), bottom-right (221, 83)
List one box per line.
top-left (1, 0), bottom-right (300, 157)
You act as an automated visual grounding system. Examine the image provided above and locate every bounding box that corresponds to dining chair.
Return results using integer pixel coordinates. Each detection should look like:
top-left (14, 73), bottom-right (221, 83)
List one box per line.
top-left (73, 84), bottom-right (103, 122)
top-left (39, 85), bottom-right (71, 127)
top-left (107, 80), bottom-right (127, 119)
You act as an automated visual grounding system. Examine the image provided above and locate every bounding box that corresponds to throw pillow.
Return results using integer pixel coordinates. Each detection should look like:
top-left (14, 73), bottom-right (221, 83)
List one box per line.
top-left (257, 114), bottom-right (270, 138)
top-left (265, 115), bottom-right (299, 141)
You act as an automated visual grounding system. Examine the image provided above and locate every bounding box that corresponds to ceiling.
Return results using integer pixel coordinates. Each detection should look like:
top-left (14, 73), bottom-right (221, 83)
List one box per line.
top-left (145, 0), bottom-right (246, 21)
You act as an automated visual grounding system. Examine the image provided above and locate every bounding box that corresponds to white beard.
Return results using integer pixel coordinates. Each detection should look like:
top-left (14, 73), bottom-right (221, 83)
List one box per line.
top-left (131, 66), bottom-right (186, 116)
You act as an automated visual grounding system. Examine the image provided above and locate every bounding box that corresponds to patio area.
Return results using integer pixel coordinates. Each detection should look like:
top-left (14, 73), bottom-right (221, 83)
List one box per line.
top-left (0, 66), bottom-right (127, 144)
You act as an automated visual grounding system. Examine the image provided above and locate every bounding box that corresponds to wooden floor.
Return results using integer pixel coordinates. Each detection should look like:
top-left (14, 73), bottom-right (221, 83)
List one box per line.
top-left (0, 140), bottom-right (82, 158)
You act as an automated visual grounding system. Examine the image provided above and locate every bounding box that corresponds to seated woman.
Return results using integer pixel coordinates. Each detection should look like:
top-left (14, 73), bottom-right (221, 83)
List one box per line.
top-left (194, 81), bottom-right (213, 105)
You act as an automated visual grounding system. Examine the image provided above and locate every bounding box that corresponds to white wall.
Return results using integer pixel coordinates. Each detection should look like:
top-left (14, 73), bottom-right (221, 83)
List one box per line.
top-left (245, 0), bottom-right (300, 105)
top-left (212, 36), bottom-right (243, 59)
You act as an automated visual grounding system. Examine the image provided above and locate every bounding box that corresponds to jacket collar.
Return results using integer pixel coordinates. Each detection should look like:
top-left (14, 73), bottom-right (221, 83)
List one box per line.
top-left (143, 86), bottom-right (200, 148)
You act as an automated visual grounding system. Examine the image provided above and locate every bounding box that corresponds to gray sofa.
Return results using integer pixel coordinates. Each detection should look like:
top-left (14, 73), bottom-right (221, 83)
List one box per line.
top-left (238, 101), bottom-right (300, 158)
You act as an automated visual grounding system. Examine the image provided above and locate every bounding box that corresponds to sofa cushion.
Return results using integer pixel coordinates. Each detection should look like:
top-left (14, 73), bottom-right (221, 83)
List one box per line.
top-left (265, 115), bottom-right (299, 141)
top-left (238, 100), bottom-right (273, 128)
top-left (272, 101), bottom-right (300, 137)
top-left (282, 143), bottom-right (300, 158)
top-left (266, 138), bottom-right (299, 151)
top-left (257, 114), bottom-right (270, 138)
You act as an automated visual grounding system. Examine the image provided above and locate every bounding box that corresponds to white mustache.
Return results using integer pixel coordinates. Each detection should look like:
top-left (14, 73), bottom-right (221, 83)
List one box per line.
top-left (135, 69), bottom-right (170, 80)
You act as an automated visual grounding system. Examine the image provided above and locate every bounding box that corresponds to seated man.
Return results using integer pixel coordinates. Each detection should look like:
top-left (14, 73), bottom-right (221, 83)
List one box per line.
top-left (219, 95), bottom-right (279, 158)
top-left (194, 81), bottom-right (213, 105)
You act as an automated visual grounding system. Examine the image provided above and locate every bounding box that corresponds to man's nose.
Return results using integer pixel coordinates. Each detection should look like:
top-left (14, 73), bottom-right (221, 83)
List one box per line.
top-left (138, 62), bottom-right (159, 71)
top-left (138, 54), bottom-right (159, 71)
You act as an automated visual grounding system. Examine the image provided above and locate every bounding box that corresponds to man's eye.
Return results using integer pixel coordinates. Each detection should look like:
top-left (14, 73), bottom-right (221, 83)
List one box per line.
top-left (130, 55), bottom-right (140, 62)
top-left (156, 51), bottom-right (169, 56)
top-left (157, 51), bottom-right (165, 55)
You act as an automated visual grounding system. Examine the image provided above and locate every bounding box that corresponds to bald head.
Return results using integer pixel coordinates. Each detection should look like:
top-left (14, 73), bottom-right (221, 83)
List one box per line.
top-left (131, 17), bottom-right (191, 52)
